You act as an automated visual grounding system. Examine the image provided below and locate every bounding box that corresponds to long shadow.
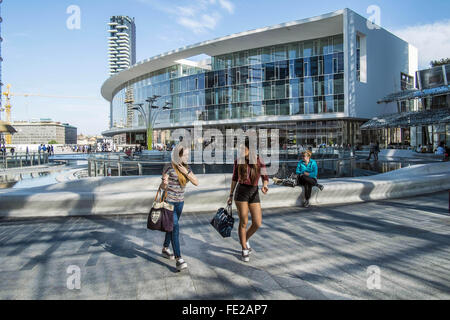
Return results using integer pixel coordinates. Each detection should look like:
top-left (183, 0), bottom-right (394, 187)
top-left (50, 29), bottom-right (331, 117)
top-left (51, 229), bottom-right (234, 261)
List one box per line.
top-left (373, 200), bottom-right (449, 216)
top-left (88, 230), bottom-right (177, 273)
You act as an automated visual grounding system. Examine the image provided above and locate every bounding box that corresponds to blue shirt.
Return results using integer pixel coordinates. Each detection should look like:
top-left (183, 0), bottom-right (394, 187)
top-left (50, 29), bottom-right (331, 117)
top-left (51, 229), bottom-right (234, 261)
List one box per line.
top-left (296, 159), bottom-right (318, 179)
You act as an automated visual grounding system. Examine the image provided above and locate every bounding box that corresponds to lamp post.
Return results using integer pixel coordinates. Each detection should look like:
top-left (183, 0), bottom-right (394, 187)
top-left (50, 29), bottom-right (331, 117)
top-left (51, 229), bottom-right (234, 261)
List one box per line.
top-left (133, 96), bottom-right (171, 150)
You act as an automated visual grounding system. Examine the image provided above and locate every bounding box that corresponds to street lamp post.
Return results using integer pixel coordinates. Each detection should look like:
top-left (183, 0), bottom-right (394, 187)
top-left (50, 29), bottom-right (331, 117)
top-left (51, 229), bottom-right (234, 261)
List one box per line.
top-left (133, 96), bottom-right (171, 150)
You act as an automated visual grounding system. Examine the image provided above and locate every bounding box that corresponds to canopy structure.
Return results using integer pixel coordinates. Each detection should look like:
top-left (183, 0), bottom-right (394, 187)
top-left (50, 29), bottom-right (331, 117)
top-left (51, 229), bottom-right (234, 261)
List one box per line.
top-left (377, 85), bottom-right (450, 104)
top-left (0, 121), bottom-right (17, 134)
top-left (361, 108), bottom-right (450, 130)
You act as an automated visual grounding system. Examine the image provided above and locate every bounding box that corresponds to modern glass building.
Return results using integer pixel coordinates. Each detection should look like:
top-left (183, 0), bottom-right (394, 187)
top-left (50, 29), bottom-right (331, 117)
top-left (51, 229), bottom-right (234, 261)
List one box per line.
top-left (101, 9), bottom-right (418, 150)
top-left (362, 63), bottom-right (450, 149)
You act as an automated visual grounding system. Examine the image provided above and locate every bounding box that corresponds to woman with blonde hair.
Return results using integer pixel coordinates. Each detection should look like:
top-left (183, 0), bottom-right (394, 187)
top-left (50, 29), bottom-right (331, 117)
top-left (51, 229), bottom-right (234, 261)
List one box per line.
top-left (296, 150), bottom-right (324, 208)
top-left (160, 143), bottom-right (199, 271)
top-left (227, 139), bottom-right (269, 262)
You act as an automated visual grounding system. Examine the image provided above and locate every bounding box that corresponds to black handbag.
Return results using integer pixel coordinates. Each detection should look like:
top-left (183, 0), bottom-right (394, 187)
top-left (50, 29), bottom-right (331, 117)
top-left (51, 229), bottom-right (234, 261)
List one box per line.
top-left (210, 205), bottom-right (235, 238)
top-left (147, 187), bottom-right (174, 232)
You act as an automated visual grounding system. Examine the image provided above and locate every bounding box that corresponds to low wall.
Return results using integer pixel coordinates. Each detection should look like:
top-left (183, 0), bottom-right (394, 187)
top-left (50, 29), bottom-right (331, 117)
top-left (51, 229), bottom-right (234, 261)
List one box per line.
top-left (0, 162), bottom-right (449, 218)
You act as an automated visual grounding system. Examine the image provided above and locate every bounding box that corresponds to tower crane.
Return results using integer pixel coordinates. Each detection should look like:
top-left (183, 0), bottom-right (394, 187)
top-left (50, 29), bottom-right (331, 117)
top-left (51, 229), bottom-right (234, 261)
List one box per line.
top-left (1, 84), bottom-right (99, 144)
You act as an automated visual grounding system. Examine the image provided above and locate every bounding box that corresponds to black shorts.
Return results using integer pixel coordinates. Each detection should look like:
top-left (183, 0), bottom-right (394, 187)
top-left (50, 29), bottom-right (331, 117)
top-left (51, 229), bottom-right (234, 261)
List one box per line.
top-left (234, 184), bottom-right (260, 204)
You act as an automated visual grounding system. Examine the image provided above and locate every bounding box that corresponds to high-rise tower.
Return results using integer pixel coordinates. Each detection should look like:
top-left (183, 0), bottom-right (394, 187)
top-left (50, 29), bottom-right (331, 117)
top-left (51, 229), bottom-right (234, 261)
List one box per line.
top-left (108, 16), bottom-right (136, 76)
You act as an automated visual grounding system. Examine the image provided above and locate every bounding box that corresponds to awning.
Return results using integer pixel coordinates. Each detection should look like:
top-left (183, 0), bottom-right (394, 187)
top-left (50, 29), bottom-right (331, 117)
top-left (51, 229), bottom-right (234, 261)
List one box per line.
top-left (0, 121), bottom-right (17, 134)
top-left (361, 108), bottom-right (450, 129)
top-left (378, 85), bottom-right (450, 103)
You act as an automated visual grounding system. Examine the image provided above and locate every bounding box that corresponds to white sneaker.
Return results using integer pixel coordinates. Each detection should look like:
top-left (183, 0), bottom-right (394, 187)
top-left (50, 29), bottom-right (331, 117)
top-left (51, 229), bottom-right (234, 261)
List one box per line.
top-left (162, 247), bottom-right (175, 260)
top-left (241, 249), bottom-right (250, 262)
top-left (176, 258), bottom-right (187, 271)
top-left (246, 241), bottom-right (252, 254)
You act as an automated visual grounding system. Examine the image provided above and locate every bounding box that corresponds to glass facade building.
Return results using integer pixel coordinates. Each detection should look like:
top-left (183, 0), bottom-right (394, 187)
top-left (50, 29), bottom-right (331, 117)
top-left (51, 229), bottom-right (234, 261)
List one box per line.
top-left (102, 9), bottom-right (418, 150)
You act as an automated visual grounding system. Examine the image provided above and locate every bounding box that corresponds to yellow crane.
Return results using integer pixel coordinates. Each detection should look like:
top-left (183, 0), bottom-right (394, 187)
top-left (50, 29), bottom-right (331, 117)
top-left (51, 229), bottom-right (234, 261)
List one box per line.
top-left (1, 84), bottom-right (99, 144)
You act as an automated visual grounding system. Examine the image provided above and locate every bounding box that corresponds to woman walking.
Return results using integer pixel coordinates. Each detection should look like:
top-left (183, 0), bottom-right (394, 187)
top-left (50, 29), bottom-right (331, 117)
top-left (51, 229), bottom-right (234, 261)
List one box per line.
top-left (160, 144), bottom-right (199, 271)
top-left (296, 150), bottom-right (324, 208)
top-left (227, 140), bottom-right (269, 262)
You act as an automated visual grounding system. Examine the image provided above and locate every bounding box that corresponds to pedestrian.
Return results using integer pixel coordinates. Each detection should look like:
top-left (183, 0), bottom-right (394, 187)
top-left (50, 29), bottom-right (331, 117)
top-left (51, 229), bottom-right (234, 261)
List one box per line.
top-left (296, 150), bottom-right (324, 208)
top-left (10, 147), bottom-right (15, 156)
top-left (435, 141), bottom-right (445, 155)
top-left (374, 141), bottom-right (380, 160)
top-left (160, 143), bottom-right (199, 271)
top-left (227, 139), bottom-right (269, 262)
top-left (51, 145), bottom-right (54, 155)
top-left (367, 141), bottom-right (375, 160)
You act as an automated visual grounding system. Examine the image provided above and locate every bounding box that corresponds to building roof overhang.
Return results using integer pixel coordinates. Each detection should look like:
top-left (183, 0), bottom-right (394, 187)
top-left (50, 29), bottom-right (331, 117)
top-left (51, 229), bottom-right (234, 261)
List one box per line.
top-left (101, 10), bottom-right (345, 102)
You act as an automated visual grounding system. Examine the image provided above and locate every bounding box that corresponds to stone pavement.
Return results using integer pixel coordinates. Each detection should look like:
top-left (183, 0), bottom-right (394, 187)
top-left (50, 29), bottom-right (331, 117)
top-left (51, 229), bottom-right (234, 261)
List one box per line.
top-left (0, 191), bottom-right (449, 300)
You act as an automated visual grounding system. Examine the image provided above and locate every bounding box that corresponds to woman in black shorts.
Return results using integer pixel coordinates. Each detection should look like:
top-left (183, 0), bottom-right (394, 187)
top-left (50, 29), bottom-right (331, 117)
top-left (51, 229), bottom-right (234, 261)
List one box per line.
top-left (227, 139), bottom-right (269, 262)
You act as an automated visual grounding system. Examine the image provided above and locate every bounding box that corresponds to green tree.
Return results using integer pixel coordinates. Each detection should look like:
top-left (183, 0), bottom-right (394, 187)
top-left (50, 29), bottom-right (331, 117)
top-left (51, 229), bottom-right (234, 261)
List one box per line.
top-left (48, 140), bottom-right (58, 144)
top-left (430, 58), bottom-right (450, 67)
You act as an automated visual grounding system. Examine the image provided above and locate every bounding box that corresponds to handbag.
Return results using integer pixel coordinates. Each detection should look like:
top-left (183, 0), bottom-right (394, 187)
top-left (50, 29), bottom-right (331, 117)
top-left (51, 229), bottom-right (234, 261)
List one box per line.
top-left (147, 187), bottom-right (174, 232)
top-left (210, 204), bottom-right (235, 238)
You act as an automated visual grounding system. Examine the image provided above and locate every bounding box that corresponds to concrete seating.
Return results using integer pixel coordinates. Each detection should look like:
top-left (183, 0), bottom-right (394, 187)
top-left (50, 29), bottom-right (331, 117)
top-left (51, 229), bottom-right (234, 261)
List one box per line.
top-left (0, 162), bottom-right (449, 218)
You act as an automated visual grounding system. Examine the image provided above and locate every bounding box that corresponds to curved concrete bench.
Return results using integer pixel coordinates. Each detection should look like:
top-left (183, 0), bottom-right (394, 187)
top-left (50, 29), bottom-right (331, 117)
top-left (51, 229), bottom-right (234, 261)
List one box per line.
top-left (0, 162), bottom-right (449, 218)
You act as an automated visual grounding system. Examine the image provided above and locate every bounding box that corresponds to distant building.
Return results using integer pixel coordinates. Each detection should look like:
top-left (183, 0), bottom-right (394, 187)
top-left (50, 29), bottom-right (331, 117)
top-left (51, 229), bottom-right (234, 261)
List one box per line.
top-left (108, 15), bottom-right (136, 76)
top-left (362, 63), bottom-right (450, 148)
top-left (10, 120), bottom-right (77, 145)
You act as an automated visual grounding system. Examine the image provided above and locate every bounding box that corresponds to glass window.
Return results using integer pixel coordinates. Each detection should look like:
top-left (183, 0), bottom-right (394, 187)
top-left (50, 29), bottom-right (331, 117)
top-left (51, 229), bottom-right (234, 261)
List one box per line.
top-left (265, 101), bottom-right (276, 116)
top-left (290, 99), bottom-right (299, 115)
top-left (303, 59), bottom-right (310, 77)
top-left (250, 65), bottom-right (262, 82)
top-left (288, 43), bottom-right (299, 59)
top-left (275, 80), bottom-right (286, 99)
top-left (261, 47), bottom-right (272, 63)
top-left (310, 57), bottom-right (318, 76)
top-left (294, 59), bottom-right (304, 78)
top-left (333, 35), bottom-right (344, 52)
top-left (324, 54), bottom-right (333, 75)
top-left (290, 79), bottom-right (299, 98)
top-left (280, 99), bottom-right (290, 115)
top-left (231, 104), bottom-right (240, 119)
top-left (325, 96), bottom-right (334, 112)
top-left (277, 61), bottom-right (289, 79)
top-left (333, 74), bottom-right (344, 94)
top-left (263, 82), bottom-right (272, 100)
top-left (248, 49), bottom-right (261, 65)
top-left (265, 63), bottom-right (275, 81)
top-left (304, 78), bottom-right (313, 97)
top-left (240, 66), bottom-right (249, 84)
top-left (274, 45), bottom-right (287, 61)
top-left (252, 101), bottom-right (263, 116)
top-left (303, 40), bottom-right (313, 57)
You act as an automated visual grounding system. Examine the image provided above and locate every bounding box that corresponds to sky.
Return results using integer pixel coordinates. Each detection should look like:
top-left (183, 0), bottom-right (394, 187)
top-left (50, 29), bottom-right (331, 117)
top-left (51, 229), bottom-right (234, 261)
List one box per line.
top-left (2, 0), bottom-right (450, 135)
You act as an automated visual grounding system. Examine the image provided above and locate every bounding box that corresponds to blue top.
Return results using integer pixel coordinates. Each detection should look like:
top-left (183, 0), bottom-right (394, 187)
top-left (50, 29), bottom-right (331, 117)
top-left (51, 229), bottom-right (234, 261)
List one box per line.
top-left (296, 159), bottom-right (318, 179)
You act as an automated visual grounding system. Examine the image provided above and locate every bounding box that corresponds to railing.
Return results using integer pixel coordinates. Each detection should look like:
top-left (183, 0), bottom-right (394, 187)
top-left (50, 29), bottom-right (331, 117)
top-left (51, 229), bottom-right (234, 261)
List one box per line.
top-left (0, 153), bottom-right (50, 170)
top-left (87, 156), bottom-right (357, 179)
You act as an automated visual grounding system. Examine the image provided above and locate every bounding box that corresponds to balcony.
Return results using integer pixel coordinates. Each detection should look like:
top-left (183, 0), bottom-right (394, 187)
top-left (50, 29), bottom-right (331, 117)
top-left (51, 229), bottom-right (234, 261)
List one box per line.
top-left (108, 37), bottom-right (118, 40)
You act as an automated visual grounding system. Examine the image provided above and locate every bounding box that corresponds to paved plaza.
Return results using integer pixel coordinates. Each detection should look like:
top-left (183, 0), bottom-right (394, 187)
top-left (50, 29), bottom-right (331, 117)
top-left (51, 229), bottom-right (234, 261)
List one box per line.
top-left (0, 191), bottom-right (449, 300)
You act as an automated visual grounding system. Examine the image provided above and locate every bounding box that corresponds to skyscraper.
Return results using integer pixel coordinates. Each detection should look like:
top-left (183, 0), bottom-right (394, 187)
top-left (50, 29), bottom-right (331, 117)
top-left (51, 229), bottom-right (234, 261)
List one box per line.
top-left (108, 16), bottom-right (136, 76)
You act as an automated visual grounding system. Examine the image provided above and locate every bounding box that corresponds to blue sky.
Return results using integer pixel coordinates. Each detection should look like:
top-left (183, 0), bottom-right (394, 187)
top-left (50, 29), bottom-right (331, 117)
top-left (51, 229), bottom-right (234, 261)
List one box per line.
top-left (3, 0), bottom-right (450, 135)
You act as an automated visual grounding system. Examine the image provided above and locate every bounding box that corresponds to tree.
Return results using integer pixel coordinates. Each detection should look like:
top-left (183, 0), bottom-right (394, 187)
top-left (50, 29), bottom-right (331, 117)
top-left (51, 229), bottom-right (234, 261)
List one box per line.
top-left (430, 58), bottom-right (450, 67)
top-left (48, 140), bottom-right (58, 144)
